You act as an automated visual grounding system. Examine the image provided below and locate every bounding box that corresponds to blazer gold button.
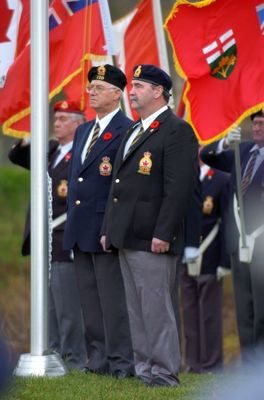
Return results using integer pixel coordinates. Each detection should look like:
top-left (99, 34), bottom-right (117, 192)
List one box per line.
top-left (75, 200), bottom-right (81, 205)
top-left (78, 177), bottom-right (83, 182)
top-left (113, 198), bottom-right (118, 203)
top-left (115, 179), bottom-right (120, 183)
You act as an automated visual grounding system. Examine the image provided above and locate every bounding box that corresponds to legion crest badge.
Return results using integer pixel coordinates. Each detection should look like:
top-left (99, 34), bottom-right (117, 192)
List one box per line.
top-left (203, 196), bottom-right (214, 214)
top-left (99, 156), bottom-right (112, 176)
top-left (138, 152), bottom-right (152, 175)
top-left (202, 29), bottom-right (237, 80)
top-left (57, 180), bottom-right (68, 197)
top-left (96, 65), bottom-right (106, 80)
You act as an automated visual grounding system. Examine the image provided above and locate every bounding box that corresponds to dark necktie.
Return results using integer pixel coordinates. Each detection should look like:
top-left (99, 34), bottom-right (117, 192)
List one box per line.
top-left (50, 147), bottom-right (61, 170)
top-left (85, 122), bottom-right (100, 158)
top-left (241, 149), bottom-right (259, 195)
top-left (128, 124), bottom-right (144, 152)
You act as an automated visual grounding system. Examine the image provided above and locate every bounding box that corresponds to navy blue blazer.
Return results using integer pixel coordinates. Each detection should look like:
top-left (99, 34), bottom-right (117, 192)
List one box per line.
top-left (63, 109), bottom-right (133, 252)
top-left (201, 141), bottom-right (264, 254)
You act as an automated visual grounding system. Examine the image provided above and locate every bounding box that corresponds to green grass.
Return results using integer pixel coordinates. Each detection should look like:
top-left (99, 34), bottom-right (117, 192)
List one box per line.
top-left (2, 371), bottom-right (224, 400)
top-left (0, 167), bottom-right (30, 353)
top-left (0, 166), bottom-right (30, 269)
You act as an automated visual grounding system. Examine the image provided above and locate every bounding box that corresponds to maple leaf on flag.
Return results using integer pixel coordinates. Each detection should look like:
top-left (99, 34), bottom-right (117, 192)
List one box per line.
top-left (0, 0), bottom-right (14, 43)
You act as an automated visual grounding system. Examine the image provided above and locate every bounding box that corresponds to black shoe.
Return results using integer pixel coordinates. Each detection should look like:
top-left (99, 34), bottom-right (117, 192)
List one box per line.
top-left (151, 376), bottom-right (179, 387)
top-left (81, 366), bottom-right (106, 374)
top-left (137, 375), bottom-right (152, 386)
top-left (112, 370), bottom-right (134, 379)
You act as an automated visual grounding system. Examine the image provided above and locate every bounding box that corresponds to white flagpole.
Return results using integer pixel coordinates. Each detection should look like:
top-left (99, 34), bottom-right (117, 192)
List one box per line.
top-left (14, 0), bottom-right (67, 377)
top-left (152, 0), bottom-right (175, 108)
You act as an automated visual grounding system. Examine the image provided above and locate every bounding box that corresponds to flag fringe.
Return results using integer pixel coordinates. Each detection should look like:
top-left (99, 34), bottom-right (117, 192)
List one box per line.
top-left (2, 53), bottom-right (108, 138)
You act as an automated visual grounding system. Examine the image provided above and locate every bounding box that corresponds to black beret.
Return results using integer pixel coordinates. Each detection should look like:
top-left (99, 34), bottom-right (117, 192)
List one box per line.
top-left (88, 64), bottom-right (127, 91)
top-left (132, 64), bottom-right (172, 93)
top-left (250, 109), bottom-right (264, 120)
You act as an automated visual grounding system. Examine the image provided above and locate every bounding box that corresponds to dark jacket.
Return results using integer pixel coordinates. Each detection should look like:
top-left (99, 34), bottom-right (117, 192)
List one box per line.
top-left (63, 109), bottom-right (133, 252)
top-left (8, 139), bottom-right (72, 262)
top-left (200, 141), bottom-right (264, 254)
top-left (103, 107), bottom-right (198, 254)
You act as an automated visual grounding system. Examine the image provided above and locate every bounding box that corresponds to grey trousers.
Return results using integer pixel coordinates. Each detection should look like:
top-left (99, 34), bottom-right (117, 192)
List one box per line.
top-left (49, 261), bottom-right (87, 369)
top-left (119, 249), bottom-right (180, 385)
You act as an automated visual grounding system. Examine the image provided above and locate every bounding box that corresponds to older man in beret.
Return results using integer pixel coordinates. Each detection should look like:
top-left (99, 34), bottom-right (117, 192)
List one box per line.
top-left (101, 64), bottom-right (198, 387)
top-left (63, 64), bottom-right (134, 378)
top-left (8, 100), bottom-right (87, 369)
top-left (201, 110), bottom-right (264, 364)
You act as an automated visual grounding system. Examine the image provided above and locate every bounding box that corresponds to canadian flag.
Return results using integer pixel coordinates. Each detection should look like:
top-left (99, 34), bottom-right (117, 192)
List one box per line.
top-left (0, 0), bottom-right (29, 89)
top-left (113, 0), bottom-right (169, 120)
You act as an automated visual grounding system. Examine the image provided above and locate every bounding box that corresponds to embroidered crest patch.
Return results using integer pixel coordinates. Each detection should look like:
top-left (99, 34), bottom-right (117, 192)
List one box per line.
top-left (138, 152), bottom-right (152, 175)
top-left (99, 156), bottom-right (112, 176)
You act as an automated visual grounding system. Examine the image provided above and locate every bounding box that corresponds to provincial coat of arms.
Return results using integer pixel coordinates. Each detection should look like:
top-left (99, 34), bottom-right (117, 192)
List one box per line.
top-left (202, 29), bottom-right (237, 79)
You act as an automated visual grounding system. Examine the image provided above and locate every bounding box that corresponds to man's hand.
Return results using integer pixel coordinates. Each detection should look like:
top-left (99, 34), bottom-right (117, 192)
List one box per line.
top-left (224, 126), bottom-right (241, 148)
top-left (216, 266), bottom-right (231, 281)
top-left (100, 235), bottom-right (112, 252)
top-left (151, 237), bottom-right (170, 253)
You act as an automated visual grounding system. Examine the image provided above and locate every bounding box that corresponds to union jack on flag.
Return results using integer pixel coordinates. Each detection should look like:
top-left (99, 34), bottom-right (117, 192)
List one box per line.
top-left (256, 3), bottom-right (264, 34)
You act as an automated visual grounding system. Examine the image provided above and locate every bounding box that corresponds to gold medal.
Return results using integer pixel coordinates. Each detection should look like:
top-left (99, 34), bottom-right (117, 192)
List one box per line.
top-left (203, 196), bottom-right (214, 214)
top-left (57, 180), bottom-right (68, 197)
top-left (138, 152), bottom-right (152, 175)
top-left (99, 156), bottom-right (112, 176)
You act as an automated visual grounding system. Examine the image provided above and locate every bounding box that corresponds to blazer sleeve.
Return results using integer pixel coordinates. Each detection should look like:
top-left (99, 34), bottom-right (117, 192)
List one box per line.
top-left (8, 140), bottom-right (30, 170)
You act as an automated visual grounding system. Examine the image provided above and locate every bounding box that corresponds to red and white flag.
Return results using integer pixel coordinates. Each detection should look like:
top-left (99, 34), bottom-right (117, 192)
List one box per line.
top-left (0, 0), bottom-right (114, 138)
top-left (165, 0), bottom-right (264, 143)
top-left (0, 0), bottom-right (29, 89)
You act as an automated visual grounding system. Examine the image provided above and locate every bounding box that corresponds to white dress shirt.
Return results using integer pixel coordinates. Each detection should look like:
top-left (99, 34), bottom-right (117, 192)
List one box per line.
top-left (123, 105), bottom-right (169, 158)
top-left (81, 108), bottom-right (120, 163)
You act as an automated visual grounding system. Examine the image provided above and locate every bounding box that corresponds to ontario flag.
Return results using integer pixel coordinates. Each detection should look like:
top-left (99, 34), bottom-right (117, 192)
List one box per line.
top-left (165, 0), bottom-right (264, 143)
top-left (113, 0), bottom-right (168, 120)
top-left (0, 0), bottom-right (113, 138)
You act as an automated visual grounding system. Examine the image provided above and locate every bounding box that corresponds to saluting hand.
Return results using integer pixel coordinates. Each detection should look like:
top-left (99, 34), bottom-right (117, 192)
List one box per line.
top-left (151, 237), bottom-right (170, 253)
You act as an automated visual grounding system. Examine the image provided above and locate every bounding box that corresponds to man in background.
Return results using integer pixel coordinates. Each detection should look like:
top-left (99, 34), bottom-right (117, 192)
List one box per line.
top-left (201, 111), bottom-right (264, 364)
top-left (181, 149), bottom-right (230, 373)
top-left (8, 100), bottom-right (86, 369)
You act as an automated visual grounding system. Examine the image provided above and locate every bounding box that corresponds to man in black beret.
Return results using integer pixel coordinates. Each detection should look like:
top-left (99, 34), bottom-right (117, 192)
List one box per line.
top-left (101, 64), bottom-right (198, 386)
top-left (200, 110), bottom-right (264, 364)
top-left (63, 64), bottom-right (134, 378)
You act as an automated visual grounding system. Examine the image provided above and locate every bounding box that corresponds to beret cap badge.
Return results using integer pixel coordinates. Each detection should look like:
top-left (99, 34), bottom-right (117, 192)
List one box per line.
top-left (134, 65), bottom-right (142, 78)
top-left (97, 65), bottom-right (106, 76)
top-left (61, 101), bottom-right (68, 109)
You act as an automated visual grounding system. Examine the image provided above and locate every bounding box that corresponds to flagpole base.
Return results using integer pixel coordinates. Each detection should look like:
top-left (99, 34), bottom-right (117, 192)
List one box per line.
top-left (13, 353), bottom-right (69, 377)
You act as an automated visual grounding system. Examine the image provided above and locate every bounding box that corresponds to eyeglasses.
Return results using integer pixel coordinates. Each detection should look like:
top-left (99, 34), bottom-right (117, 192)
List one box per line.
top-left (86, 84), bottom-right (116, 94)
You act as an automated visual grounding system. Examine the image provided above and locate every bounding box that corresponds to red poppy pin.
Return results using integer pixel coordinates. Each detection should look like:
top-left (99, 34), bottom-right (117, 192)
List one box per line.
top-left (103, 132), bottom-right (112, 141)
top-left (150, 120), bottom-right (160, 131)
top-left (207, 169), bottom-right (214, 179)
top-left (65, 153), bottom-right (71, 162)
